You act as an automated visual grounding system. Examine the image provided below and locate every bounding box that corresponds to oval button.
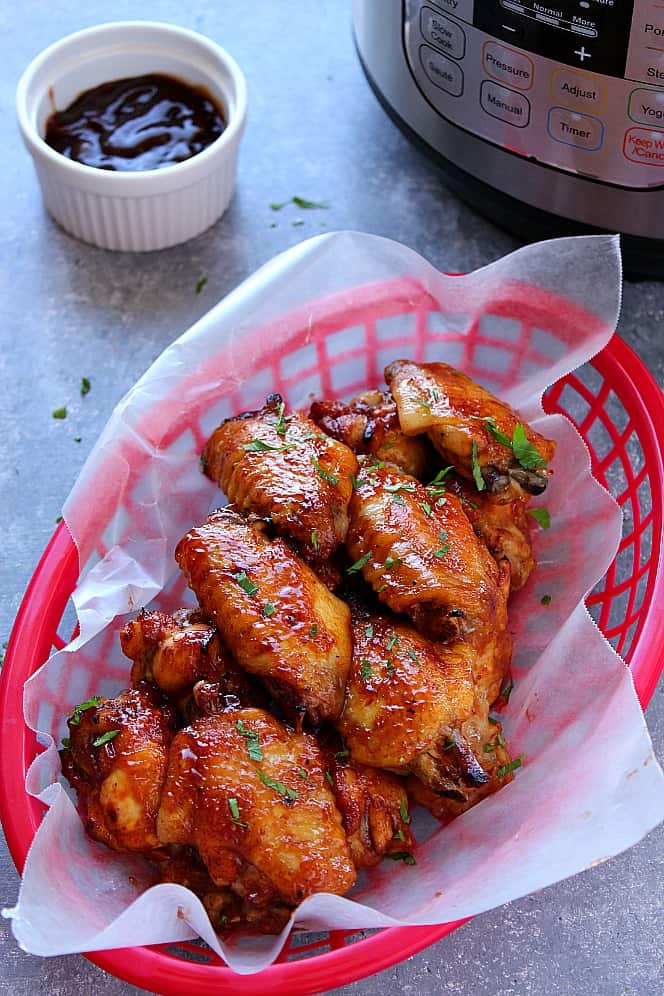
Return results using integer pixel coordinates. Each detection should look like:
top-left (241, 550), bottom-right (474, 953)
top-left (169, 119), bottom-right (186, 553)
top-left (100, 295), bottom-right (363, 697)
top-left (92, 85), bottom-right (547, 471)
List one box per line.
top-left (483, 41), bottom-right (533, 91)
top-left (420, 6), bottom-right (466, 60)
top-left (480, 80), bottom-right (530, 127)
top-left (550, 68), bottom-right (607, 113)
top-left (628, 88), bottom-right (664, 128)
top-left (546, 107), bottom-right (604, 150)
top-left (419, 44), bottom-right (464, 96)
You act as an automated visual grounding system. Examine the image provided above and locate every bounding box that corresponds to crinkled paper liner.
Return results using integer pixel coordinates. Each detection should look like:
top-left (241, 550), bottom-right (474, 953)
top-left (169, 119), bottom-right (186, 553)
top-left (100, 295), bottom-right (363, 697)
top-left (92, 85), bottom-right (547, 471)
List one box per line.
top-left (4, 232), bottom-right (664, 974)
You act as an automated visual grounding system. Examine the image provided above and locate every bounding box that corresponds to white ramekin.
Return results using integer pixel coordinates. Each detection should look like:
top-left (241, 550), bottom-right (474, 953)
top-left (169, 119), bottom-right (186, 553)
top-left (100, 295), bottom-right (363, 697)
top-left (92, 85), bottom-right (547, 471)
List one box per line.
top-left (16, 21), bottom-right (247, 251)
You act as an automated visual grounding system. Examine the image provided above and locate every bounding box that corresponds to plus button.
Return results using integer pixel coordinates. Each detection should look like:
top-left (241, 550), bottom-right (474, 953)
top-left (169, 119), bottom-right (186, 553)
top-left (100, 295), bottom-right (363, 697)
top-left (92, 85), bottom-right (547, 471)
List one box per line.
top-left (574, 46), bottom-right (591, 62)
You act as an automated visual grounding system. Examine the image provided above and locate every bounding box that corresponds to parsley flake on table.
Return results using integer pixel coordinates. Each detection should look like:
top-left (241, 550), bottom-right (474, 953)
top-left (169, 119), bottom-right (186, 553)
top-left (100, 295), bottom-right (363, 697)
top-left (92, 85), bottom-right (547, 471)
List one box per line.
top-left (471, 440), bottom-right (485, 491)
top-left (92, 729), bottom-right (120, 748)
top-left (541, 594), bottom-right (552, 606)
top-left (237, 720), bottom-right (263, 761)
top-left (196, 275), bottom-right (208, 294)
top-left (528, 508), bottom-right (551, 529)
top-left (55, 515), bottom-right (63, 524)
top-left (80, 377), bottom-right (91, 397)
top-left (271, 196), bottom-right (329, 211)
top-left (347, 552), bottom-right (372, 574)
top-left (310, 455), bottom-right (338, 485)
top-left (387, 852), bottom-right (417, 866)
top-left (512, 424), bottom-right (547, 470)
top-left (233, 571), bottom-right (259, 597)
top-left (52, 406), bottom-right (67, 420)
top-left (69, 695), bottom-right (102, 726)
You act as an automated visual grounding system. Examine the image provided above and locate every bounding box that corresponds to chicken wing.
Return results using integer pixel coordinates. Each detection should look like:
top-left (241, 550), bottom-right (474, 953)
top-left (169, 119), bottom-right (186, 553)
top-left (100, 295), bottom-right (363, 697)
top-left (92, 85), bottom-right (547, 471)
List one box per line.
top-left (61, 684), bottom-right (176, 852)
top-left (325, 756), bottom-right (414, 868)
top-left (447, 472), bottom-right (536, 591)
top-left (156, 708), bottom-right (356, 921)
top-left (345, 462), bottom-right (500, 645)
top-left (385, 360), bottom-right (556, 495)
top-left (310, 390), bottom-right (432, 478)
top-left (202, 394), bottom-right (358, 561)
top-left (175, 507), bottom-right (352, 723)
top-left (121, 609), bottom-right (255, 711)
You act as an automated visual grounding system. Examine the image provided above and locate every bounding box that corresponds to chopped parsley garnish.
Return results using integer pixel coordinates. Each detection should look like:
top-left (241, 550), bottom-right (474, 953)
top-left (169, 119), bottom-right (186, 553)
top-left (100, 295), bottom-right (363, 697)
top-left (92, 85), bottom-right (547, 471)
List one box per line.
top-left (387, 852), bottom-right (417, 866)
top-left (271, 196), bottom-right (329, 210)
top-left (228, 798), bottom-right (247, 826)
top-left (73, 437), bottom-right (81, 443)
top-left (420, 501), bottom-right (433, 517)
top-left (384, 482), bottom-right (416, 494)
top-left (233, 571), bottom-right (259, 597)
top-left (257, 769), bottom-right (299, 800)
top-left (419, 400), bottom-right (431, 413)
top-left (428, 467), bottom-right (453, 489)
top-left (350, 474), bottom-right (360, 490)
top-left (394, 828), bottom-right (406, 842)
top-left (360, 659), bottom-right (372, 682)
top-left (386, 660), bottom-right (394, 675)
top-left (365, 623), bottom-right (374, 639)
top-left (384, 556), bottom-right (402, 570)
top-left (310, 624), bottom-right (318, 637)
top-left (310, 529), bottom-right (319, 552)
top-left (488, 713), bottom-right (500, 725)
top-left (433, 530), bottom-right (450, 559)
top-left (482, 416), bottom-right (511, 447)
top-left (263, 602), bottom-right (276, 618)
top-left (196, 275), bottom-right (208, 294)
top-left (483, 743), bottom-right (495, 753)
top-left (292, 219), bottom-right (305, 227)
top-left (443, 738), bottom-right (456, 751)
top-left (471, 440), bottom-right (485, 491)
top-left (52, 406), bottom-right (67, 420)
top-left (92, 729), bottom-right (120, 747)
top-left (325, 770), bottom-right (334, 787)
top-left (541, 594), bottom-right (552, 606)
top-left (497, 733), bottom-right (505, 747)
top-left (528, 508), bottom-right (551, 529)
top-left (199, 452), bottom-right (208, 471)
top-left (55, 515), bottom-right (63, 524)
top-left (275, 400), bottom-right (288, 436)
top-left (298, 767), bottom-right (309, 780)
top-left (386, 634), bottom-right (398, 652)
top-left (399, 800), bottom-right (410, 825)
top-left (335, 748), bottom-right (350, 759)
top-left (497, 755), bottom-right (524, 778)
top-left (499, 676), bottom-right (514, 703)
top-left (80, 377), bottom-right (91, 397)
top-left (512, 424), bottom-right (547, 470)
top-left (347, 552), bottom-right (372, 574)
top-left (61, 737), bottom-right (71, 749)
top-left (242, 439), bottom-right (295, 452)
top-left (392, 494), bottom-right (405, 506)
top-left (311, 455), bottom-right (338, 485)
top-left (407, 648), bottom-right (420, 665)
top-left (237, 720), bottom-right (263, 761)
top-left (69, 695), bottom-right (102, 726)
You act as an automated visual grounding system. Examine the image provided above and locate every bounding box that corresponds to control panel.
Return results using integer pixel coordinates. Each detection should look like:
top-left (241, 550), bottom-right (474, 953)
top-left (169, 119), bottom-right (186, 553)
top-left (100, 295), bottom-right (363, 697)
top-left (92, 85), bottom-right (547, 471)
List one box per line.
top-left (404, 0), bottom-right (664, 189)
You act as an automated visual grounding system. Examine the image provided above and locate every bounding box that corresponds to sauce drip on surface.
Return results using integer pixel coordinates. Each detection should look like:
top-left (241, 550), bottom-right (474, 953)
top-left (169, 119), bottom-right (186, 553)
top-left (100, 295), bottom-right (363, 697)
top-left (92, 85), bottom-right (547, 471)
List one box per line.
top-left (44, 73), bottom-right (226, 172)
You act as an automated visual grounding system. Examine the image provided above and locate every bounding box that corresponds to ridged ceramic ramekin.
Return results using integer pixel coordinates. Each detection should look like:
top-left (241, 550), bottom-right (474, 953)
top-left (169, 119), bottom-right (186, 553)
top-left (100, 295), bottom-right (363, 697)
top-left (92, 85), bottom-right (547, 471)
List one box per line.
top-left (16, 21), bottom-right (247, 251)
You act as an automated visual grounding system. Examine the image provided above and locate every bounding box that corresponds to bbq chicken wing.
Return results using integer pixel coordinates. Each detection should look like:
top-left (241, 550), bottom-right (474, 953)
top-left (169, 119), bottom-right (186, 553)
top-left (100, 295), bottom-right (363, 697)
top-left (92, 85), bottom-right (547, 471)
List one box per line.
top-left (121, 609), bottom-right (255, 712)
top-left (447, 473), bottom-right (536, 591)
top-left (156, 708), bottom-right (356, 922)
top-left (385, 360), bottom-right (556, 496)
top-left (175, 507), bottom-right (352, 723)
top-left (310, 390), bottom-right (432, 479)
top-left (325, 757), bottom-right (414, 868)
top-left (61, 685), bottom-right (176, 852)
top-left (202, 394), bottom-right (358, 561)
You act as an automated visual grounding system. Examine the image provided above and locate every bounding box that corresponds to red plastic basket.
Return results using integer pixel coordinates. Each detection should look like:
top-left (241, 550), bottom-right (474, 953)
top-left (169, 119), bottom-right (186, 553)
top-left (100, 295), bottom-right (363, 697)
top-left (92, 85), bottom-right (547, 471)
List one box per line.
top-left (1, 279), bottom-right (663, 996)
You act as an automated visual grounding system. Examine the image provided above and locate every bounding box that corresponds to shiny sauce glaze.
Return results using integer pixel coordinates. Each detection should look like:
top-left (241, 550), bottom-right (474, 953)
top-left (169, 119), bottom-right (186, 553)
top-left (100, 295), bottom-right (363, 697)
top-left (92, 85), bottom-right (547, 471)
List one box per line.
top-left (44, 73), bottom-right (226, 171)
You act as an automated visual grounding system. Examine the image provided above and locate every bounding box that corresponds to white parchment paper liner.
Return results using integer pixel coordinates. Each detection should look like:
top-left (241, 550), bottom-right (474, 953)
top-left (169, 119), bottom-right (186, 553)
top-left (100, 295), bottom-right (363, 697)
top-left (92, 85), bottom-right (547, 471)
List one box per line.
top-left (4, 233), bottom-right (664, 975)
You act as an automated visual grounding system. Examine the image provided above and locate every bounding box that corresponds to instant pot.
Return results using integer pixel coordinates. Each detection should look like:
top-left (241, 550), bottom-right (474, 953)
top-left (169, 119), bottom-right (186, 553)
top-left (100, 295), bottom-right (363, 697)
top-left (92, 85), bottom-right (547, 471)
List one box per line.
top-left (354, 1), bottom-right (664, 277)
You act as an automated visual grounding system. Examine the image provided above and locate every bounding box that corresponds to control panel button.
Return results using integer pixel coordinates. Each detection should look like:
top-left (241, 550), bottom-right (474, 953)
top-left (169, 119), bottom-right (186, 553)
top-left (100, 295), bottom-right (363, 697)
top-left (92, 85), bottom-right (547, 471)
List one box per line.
top-left (482, 41), bottom-right (534, 91)
top-left (550, 68), bottom-right (606, 114)
top-left (420, 6), bottom-right (465, 60)
top-left (419, 44), bottom-right (464, 96)
top-left (428, 0), bottom-right (473, 24)
top-left (628, 88), bottom-right (664, 128)
top-left (623, 127), bottom-right (664, 166)
top-left (625, 10), bottom-right (664, 85)
top-left (480, 80), bottom-right (530, 128)
top-left (546, 107), bottom-right (604, 151)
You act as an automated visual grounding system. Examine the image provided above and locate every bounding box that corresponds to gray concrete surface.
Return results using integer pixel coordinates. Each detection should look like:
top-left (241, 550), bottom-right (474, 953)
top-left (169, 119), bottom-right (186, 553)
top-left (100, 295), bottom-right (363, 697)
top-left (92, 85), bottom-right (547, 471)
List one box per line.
top-left (1, 2), bottom-right (662, 994)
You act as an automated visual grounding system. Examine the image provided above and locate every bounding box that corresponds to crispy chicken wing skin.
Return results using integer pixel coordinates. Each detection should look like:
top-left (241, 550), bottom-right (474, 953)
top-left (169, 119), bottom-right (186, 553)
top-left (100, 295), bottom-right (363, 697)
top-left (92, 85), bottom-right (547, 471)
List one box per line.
top-left (447, 473), bottom-right (535, 591)
top-left (121, 609), bottom-right (254, 709)
top-left (202, 394), bottom-right (358, 560)
top-left (326, 758), bottom-right (413, 868)
top-left (61, 685), bottom-right (176, 852)
top-left (345, 463), bottom-right (501, 646)
top-left (175, 507), bottom-right (352, 723)
top-left (156, 708), bottom-right (356, 914)
top-left (385, 360), bottom-right (556, 495)
top-left (310, 390), bottom-right (432, 478)
top-left (337, 606), bottom-right (476, 774)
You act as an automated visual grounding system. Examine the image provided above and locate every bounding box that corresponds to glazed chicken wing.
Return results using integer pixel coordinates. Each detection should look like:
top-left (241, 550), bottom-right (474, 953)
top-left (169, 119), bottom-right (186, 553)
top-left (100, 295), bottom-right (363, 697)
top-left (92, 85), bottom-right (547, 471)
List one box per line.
top-left (447, 473), bottom-right (536, 590)
top-left (175, 507), bottom-right (352, 722)
top-left (121, 608), bottom-right (255, 711)
top-left (61, 685), bottom-right (176, 852)
top-left (202, 394), bottom-right (358, 561)
top-left (156, 708), bottom-right (356, 922)
top-left (310, 390), bottom-right (432, 478)
top-left (385, 360), bottom-right (556, 495)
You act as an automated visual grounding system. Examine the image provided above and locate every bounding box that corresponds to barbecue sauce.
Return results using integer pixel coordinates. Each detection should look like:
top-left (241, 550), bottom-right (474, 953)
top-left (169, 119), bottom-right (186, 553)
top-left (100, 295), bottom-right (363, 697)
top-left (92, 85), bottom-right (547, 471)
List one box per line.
top-left (44, 74), bottom-right (226, 172)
